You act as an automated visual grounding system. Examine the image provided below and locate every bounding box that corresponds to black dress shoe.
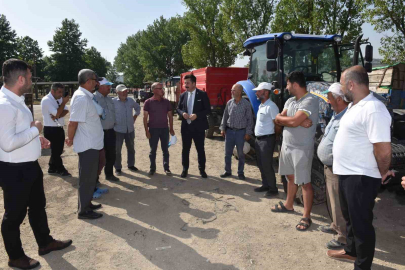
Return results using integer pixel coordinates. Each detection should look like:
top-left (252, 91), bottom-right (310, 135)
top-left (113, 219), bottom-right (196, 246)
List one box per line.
top-left (148, 170), bottom-right (155, 176)
top-left (128, 166), bottom-right (139, 172)
top-left (238, 174), bottom-right (246, 180)
top-left (38, 239), bottom-right (73, 256)
top-left (165, 170), bottom-right (172, 176)
top-left (89, 203), bottom-right (102, 210)
top-left (58, 170), bottom-right (72, 177)
top-left (254, 186), bottom-right (270, 192)
top-left (264, 190), bottom-right (279, 197)
top-left (220, 172), bottom-right (231, 178)
top-left (200, 171), bottom-right (208, 178)
top-left (181, 170), bottom-right (188, 178)
top-left (106, 175), bottom-right (120, 182)
top-left (48, 168), bottom-right (57, 174)
top-left (115, 169), bottom-right (122, 176)
top-left (8, 255), bottom-right (40, 269)
top-left (78, 210), bottom-right (103, 220)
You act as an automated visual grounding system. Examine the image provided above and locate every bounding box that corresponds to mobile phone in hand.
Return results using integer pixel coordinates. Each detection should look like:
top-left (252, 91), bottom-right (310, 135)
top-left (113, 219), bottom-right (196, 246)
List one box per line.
top-left (64, 91), bottom-right (69, 97)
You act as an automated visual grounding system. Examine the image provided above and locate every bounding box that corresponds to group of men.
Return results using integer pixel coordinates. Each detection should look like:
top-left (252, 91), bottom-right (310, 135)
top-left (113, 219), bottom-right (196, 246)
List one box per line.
top-left (219, 68), bottom-right (393, 270)
top-left (0, 57), bottom-right (400, 270)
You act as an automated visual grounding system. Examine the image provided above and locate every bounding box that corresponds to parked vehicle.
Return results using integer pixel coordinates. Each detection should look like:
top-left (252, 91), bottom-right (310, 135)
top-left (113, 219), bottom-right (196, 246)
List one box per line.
top-left (180, 67), bottom-right (248, 138)
top-left (164, 76), bottom-right (181, 115)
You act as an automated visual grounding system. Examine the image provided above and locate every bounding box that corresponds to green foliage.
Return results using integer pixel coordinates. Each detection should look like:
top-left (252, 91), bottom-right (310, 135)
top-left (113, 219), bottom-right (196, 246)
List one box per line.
top-left (47, 19), bottom-right (87, 81)
top-left (114, 32), bottom-right (145, 87)
top-left (271, 0), bottom-right (366, 42)
top-left (182, 0), bottom-right (238, 67)
top-left (365, 0), bottom-right (405, 64)
top-left (16, 36), bottom-right (45, 78)
top-left (221, 0), bottom-right (278, 50)
top-left (0, 14), bottom-right (17, 68)
top-left (83, 46), bottom-right (111, 77)
top-left (137, 16), bottom-right (191, 81)
top-left (106, 65), bottom-right (119, 85)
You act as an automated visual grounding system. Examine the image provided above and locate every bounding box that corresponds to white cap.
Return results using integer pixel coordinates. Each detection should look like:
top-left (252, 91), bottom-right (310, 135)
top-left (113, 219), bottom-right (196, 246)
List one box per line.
top-left (252, 82), bottom-right (275, 91)
top-left (116, 84), bottom-right (128, 92)
top-left (322, 83), bottom-right (348, 101)
top-left (99, 77), bottom-right (113, 86)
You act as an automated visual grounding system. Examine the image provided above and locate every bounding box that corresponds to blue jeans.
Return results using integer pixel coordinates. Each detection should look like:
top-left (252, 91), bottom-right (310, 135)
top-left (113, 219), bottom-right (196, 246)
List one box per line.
top-left (224, 128), bottom-right (246, 175)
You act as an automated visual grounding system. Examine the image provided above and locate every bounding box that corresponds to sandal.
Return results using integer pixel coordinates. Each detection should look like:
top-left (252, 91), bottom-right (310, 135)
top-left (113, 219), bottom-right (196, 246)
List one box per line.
top-left (296, 217), bottom-right (312, 231)
top-left (271, 201), bottom-right (294, 213)
top-left (95, 187), bottom-right (109, 194)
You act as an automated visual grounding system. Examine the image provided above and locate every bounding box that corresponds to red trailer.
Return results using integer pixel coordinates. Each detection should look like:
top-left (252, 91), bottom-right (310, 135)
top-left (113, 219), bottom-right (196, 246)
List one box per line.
top-left (180, 67), bottom-right (249, 137)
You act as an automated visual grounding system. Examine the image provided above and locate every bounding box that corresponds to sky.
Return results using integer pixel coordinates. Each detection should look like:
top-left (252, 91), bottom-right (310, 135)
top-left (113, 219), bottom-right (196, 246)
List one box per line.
top-left (1, 0), bottom-right (392, 68)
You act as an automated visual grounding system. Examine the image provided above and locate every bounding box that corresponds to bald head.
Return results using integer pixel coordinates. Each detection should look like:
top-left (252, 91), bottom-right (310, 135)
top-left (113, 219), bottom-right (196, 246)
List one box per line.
top-left (231, 84), bottom-right (243, 99)
top-left (340, 65), bottom-right (370, 103)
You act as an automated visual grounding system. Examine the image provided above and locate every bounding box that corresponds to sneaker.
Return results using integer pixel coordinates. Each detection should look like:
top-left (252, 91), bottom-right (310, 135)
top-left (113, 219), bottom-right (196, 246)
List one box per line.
top-left (128, 166), bottom-right (139, 172)
top-left (115, 169), bottom-right (122, 176)
top-left (165, 170), bottom-right (172, 176)
top-left (326, 239), bottom-right (345, 250)
top-left (327, 249), bottom-right (356, 263)
top-left (95, 187), bottom-right (109, 194)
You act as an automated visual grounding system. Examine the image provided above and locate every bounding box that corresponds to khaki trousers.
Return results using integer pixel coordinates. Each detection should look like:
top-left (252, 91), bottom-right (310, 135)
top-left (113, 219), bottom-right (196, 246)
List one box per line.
top-left (324, 165), bottom-right (347, 244)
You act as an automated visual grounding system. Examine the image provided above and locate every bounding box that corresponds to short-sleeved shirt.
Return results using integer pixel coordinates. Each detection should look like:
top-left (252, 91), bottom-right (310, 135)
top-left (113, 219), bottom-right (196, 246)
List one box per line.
top-left (333, 93), bottom-right (391, 178)
top-left (317, 107), bottom-right (347, 166)
top-left (41, 93), bottom-right (68, 127)
top-left (143, 97), bottom-right (171, 128)
top-left (69, 87), bottom-right (104, 153)
top-left (282, 92), bottom-right (319, 150)
top-left (254, 98), bottom-right (279, 136)
top-left (113, 97), bottom-right (141, 133)
top-left (94, 91), bottom-right (116, 130)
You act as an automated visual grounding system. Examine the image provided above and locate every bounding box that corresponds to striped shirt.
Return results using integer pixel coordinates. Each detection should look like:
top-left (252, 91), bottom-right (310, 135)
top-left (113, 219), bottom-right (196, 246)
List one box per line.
top-left (220, 98), bottom-right (254, 135)
top-left (113, 97), bottom-right (141, 133)
top-left (94, 91), bottom-right (116, 130)
top-left (69, 87), bottom-right (104, 153)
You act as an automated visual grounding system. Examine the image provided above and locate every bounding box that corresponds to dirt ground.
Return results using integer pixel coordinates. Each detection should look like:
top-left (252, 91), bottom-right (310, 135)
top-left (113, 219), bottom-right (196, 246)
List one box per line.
top-left (0, 104), bottom-right (404, 270)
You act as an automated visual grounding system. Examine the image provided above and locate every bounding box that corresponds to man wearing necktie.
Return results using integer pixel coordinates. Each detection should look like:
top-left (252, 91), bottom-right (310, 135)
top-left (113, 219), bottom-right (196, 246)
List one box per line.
top-left (41, 83), bottom-right (71, 176)
top-left (177, 74), bottom-right (211, 178)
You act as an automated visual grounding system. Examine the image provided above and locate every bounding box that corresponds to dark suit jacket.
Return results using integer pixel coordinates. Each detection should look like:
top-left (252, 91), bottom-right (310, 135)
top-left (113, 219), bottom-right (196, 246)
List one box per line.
top-left (177, 88), bottom-right (211, 132)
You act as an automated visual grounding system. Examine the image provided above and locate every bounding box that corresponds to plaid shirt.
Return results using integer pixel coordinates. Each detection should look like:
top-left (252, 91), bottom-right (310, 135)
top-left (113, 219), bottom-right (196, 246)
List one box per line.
top-left (220, 98), bottom-right (254, 135)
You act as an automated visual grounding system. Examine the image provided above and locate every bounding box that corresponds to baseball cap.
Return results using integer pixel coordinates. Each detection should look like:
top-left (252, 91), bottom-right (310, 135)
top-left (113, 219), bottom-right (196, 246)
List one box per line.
top-left (252, 82), bottom-right (275, 91)
top-left (116, 84), bottom-right (128, 92)
top-left (322, 83), bottom-right (343, 95)
top-left (99, 77), bottom-right (113, 86)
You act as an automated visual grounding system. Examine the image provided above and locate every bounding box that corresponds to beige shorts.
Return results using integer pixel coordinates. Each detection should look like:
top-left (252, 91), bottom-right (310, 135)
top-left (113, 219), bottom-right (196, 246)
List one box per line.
top-left (279, 144), bottom-right (314, 185)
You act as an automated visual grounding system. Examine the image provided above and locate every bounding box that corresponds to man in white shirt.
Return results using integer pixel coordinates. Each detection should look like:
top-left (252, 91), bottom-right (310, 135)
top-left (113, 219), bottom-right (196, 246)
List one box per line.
top-left (41, 83), bottom-right (71, 176)
top-left (251, 82), bottom-right (281, 196)
top-left (0, 59), bottom-right (72, 270)
top-left (327, 66), bottom-right (393, 269)
top-left (66, 69), bottom-right (104, 220)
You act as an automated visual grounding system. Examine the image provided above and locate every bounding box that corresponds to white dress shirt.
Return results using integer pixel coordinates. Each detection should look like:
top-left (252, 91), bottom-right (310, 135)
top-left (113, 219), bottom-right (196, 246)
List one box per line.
top-left (69, 87), bottom-right (104, 153)
top-left (41, 92), bottom-right (68, 127)
top-left (0, 86), bottom-right (41, 163)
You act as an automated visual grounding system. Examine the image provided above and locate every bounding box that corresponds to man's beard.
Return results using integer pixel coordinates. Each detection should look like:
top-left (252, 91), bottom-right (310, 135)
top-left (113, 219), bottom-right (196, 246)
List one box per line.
top-left (20, 82), bottom-right (32, 95)
top-left (344, 90), bottom-right (353, 102)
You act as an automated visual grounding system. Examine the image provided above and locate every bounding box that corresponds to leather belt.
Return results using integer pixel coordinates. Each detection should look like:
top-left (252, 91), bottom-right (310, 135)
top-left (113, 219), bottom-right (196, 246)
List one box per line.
top-left (256, 134), bottom-right (275, 140)
top-left (227, 127), bottom-right (245, 131)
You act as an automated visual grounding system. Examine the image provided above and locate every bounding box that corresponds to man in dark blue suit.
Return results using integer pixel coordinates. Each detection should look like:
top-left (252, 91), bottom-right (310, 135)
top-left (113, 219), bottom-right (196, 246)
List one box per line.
top-left (177, 74), bottom-right (211, 178)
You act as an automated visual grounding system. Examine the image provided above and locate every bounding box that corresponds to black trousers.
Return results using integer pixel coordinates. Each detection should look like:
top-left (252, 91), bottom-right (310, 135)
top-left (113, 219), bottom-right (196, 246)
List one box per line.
top-left (339, 174), bottom-right (381, 270)
top-left (43, 126), bottom-right (65, 172)
top-left (78, 149), bottom-right (99, 214)
top-left (103, 129), bottom-right (116, 177)
top-left (181, 127), bottom-right (206, 171)
top-left (149, 127), bottom-right (170, 171)
top-left (255, 135), bottom-right (277, 192)
top-left (0, 161), bottom-right (54, 260)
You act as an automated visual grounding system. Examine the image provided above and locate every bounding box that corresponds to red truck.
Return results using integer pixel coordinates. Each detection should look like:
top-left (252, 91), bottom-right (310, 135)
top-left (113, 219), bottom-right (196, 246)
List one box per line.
top-left (179, 67), bottom-right (248, 137)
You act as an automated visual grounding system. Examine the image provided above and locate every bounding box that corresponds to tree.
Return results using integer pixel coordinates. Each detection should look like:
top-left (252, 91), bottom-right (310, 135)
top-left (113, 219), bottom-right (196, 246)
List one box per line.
top-left (83, 46), bottom-right (111, 77)
top-left (0, 14), bottom-right (17, 68)
top-left (106, 65), bottom-right (119, 85)
top-left (114, 32), bottom-right (145, 87)
top-left (271, 0), bottom-right (367, 42)
top-left (365, 0), bottom-right (405, 64)
top-left (181, 0), bottom-right (238, 68)
top-left (47, 19), bottom-right (87, 81)
top-left (221, 0), bottom-right (278, 50)
top-left (137, 16), bottom-right (192, 81)
top-left (16, 36), bottom-right (45, 78)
